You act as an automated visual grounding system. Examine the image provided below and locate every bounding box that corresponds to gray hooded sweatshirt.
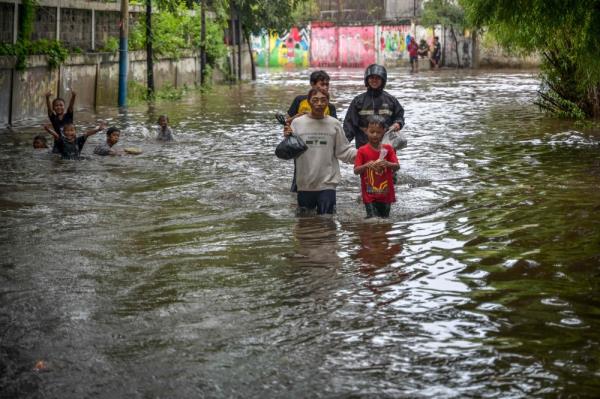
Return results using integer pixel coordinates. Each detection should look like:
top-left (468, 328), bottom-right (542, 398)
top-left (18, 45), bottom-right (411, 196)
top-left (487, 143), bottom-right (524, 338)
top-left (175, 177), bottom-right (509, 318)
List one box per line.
top-left (291, 114), bottom-right (357, 191)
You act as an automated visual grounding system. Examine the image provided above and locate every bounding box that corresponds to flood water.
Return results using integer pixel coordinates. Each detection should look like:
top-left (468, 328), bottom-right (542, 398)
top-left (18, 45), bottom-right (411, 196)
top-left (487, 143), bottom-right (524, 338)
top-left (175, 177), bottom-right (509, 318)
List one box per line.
top-left (1, 68), bottom-right (600, 398)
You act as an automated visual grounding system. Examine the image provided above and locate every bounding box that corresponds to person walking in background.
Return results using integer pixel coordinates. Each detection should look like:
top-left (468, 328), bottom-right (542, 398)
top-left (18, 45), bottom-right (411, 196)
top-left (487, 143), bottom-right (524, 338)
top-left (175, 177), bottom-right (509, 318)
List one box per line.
top-left (408, 37), bottom-right (419, 73)
top-left (343, 64), bottom-right (405, 150)
top-left (418, 39), bottom-right (430, 62)
top-left (430, 36), bottom-right (441, 69)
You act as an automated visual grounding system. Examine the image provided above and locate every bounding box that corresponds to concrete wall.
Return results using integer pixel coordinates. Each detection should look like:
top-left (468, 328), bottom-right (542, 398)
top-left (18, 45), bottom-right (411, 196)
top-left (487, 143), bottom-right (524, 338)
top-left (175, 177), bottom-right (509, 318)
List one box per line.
top-left (0, 51), bottom-right (205, 126)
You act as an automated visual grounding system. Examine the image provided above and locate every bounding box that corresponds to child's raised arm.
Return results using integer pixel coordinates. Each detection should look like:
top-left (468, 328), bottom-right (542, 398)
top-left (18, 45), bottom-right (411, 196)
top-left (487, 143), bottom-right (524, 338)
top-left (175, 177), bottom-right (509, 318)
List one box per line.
top-left (43, 124), bottom-right (59, 140)
top-left (84, 121), bottom-right (106, 137)
top-left (67, 91), bottom-right (76, 113)
top-left (45, 92), bottom-right (53, 117)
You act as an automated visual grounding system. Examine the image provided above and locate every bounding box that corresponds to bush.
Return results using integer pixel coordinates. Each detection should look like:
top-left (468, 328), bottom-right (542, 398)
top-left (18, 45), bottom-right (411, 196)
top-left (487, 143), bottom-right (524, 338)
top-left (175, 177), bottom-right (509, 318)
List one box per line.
top-left (0, 39), bottom-right (68, 69)
top-left (99, 37), bottom-right (119, 53)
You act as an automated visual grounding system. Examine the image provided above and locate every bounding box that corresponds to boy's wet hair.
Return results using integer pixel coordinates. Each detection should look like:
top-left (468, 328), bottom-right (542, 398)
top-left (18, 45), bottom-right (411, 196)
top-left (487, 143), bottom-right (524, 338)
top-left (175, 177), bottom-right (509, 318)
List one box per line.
top-left (307, 87), bottom-right (330, 100)
top-left (52, 98), bottom-right (65, 107)
top-left (106, 127), bottom-right (120, 136)
top-left (157, 115), bottom-right (168, 123)
top-left (33, 135), bottom-right (47, 145)
top-left (367, 115), bottom-right (386, 129)
top-left (63, 123), bottom-right (75, 131)
top-left (309, 70), bottom-right (330, 85)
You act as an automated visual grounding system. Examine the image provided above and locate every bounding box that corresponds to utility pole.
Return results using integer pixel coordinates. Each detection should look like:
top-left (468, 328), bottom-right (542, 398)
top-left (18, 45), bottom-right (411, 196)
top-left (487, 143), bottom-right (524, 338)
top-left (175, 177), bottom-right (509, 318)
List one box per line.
top-left (230, 3), bottom-right (237, 81)
top-left (146, 0), bottom-right (154, 97)
top-left (200, 0), bottom-right (207, 85)
top-left (118, 0), bottom-right (129, 107)
top-left (237, 8), bottom-right (242, 80)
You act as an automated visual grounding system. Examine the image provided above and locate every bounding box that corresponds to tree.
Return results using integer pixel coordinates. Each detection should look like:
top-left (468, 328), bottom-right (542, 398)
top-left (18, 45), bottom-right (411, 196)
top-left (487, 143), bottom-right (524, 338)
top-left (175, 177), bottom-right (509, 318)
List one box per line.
top-left (459, 0), bottom-right (600, 119)
top-left (234, 0), bottom-right (313, 80)
top-left (420, 0), bottom-right (468, 68)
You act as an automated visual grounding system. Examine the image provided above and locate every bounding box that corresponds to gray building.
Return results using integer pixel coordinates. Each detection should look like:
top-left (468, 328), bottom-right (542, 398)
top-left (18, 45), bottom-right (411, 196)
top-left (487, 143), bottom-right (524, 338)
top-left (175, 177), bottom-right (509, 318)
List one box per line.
top-left (315, 0), bottom-right (423, 22)
top-left (0, 0), bottom-right (143, 50)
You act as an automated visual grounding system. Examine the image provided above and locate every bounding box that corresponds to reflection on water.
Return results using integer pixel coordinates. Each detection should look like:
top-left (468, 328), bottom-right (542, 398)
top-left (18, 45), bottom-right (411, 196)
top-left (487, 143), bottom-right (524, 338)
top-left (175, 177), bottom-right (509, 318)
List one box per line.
top-left (1, 68), bottom-right (600, 398)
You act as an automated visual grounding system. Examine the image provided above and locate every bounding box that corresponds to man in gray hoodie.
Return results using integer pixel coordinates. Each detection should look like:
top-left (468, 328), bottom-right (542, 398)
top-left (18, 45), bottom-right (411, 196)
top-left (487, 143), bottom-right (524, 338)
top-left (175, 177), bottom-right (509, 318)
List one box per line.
top-left (286, 87), bottom-right (357, 215)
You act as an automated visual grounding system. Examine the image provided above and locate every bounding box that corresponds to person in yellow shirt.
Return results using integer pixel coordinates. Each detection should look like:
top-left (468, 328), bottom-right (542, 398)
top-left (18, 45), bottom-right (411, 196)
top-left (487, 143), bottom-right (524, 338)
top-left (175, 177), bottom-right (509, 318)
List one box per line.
top-left (286, 70), bottom-right (337, 122)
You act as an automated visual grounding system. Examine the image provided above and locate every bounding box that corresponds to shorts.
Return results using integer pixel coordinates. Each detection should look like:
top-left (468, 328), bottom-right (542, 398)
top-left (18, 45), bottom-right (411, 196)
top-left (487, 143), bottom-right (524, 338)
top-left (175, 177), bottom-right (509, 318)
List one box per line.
top-left (364, 202), bottom-right (391, 218)
top-left (410, 56), bottom-right (418, 65)
top-left (297, 190), bottom-right (336, 215)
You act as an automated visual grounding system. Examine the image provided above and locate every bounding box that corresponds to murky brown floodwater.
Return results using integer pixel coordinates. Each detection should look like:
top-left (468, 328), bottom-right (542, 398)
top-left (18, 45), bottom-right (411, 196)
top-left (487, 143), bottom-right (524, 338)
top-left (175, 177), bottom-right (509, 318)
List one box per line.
top-left (1, 68), bottom-right (600, 398)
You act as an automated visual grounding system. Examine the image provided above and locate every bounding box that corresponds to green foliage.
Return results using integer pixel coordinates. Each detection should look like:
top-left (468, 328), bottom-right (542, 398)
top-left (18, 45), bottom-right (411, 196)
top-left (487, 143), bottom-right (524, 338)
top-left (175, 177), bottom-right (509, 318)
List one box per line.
top-left (291, 0), bottom-right (319, 23)
top-left (421, 0), bottom-right (466, 29)
top-left (128, 80), bottom-right (186, 103)
top-left (99, 37), bottom-right (119, 53)
top-left (460, 0), bottom-right (600, 118)
top-left (19, 0), bottom-right (36, 41)
top-left (235, 0), bottom-right (313, 36)
top-left (0, 40), bottom-right (69, 70)
top-left (128, 2), bottom-right (227, 63)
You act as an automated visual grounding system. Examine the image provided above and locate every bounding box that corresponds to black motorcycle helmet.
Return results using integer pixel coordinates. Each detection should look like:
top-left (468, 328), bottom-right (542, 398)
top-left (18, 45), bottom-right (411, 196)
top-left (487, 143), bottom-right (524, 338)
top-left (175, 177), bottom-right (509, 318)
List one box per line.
top-left (364, 64), bottom-right (387, 89)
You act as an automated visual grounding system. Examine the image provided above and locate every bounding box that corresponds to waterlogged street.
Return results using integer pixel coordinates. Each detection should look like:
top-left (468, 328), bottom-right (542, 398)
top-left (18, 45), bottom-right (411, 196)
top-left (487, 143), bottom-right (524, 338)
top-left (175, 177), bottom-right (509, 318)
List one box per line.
top-left (1, 68), bottom-right (600, 398)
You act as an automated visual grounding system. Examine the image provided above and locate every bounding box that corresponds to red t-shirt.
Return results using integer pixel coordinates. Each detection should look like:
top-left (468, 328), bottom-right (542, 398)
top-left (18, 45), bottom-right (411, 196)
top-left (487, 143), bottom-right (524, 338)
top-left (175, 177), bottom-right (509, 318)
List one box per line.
top-left (408, 41), bottom-right (418, 57)
top-left (354, 143), bottom-right (398, 204)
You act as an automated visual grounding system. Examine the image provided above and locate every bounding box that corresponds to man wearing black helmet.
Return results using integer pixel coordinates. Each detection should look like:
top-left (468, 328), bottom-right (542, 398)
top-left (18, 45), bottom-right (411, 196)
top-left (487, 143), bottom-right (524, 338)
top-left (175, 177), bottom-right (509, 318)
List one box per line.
top-left (343, 64), bottom-right (405, 149)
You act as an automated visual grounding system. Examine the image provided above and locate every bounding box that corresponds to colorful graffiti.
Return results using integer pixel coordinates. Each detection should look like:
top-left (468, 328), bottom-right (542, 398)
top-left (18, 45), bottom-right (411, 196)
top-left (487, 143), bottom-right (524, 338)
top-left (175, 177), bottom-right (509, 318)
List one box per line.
top-left (310, 26), bottom-right (338, 67)
top-left (252, 23), bottom-right (444, 69)
top-left (339, 26), bottom-right (375, 68)
top-left (251, 27), bottom-right (309, 67)
top-left (311, 26), bottom-right (375, 67)
top-left (380, 25), bottom-right (411, 66)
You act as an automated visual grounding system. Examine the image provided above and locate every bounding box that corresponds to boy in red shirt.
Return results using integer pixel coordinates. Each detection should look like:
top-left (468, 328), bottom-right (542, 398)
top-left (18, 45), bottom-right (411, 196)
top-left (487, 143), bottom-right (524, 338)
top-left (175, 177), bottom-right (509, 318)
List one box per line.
top-left (354, 115), bottom-right (400, 218)
top-left (408, 37), bottom-right (419, 73)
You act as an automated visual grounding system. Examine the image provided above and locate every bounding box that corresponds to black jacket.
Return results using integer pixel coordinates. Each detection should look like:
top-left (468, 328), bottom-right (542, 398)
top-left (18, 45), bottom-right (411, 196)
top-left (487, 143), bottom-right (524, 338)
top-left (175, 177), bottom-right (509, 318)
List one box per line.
top-left (343, 89), bottom-right (405, 149)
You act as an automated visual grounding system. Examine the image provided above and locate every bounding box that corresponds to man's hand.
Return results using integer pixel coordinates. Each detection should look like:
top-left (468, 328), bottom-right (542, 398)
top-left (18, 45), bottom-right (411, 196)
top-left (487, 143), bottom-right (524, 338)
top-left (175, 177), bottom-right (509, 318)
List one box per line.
top-left (283, 124), bottom-right (292, 137)
top-left (389, 122), bottom-right (401, 132)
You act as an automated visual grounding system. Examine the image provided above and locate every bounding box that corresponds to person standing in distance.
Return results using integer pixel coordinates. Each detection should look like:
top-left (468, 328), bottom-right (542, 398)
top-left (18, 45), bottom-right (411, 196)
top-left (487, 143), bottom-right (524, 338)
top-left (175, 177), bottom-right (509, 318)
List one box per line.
top-left (343, 64), bottom-right (405, 150)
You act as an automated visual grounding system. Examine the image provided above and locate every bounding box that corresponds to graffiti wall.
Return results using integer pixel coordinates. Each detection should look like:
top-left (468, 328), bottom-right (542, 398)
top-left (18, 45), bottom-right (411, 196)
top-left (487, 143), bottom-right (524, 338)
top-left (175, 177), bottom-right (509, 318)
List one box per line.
top-left (251, 23), bottom-right (461, 69)
top-left (379, 25), bottom-right (411, 66)
top-left (310, 25), bottom-right (338, 67)
top-left (311, 25), bottom-right (376, 67)
top-left (338, 26), bottom-right (376, 68)
top-left (251, 27), bottom-right (310, 67)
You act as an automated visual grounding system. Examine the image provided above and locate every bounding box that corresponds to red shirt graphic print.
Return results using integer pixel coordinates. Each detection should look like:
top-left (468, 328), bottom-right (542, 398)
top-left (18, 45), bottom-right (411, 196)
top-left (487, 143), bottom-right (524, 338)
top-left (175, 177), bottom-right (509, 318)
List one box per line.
top-left (355, 143), bottom-right (398, 204)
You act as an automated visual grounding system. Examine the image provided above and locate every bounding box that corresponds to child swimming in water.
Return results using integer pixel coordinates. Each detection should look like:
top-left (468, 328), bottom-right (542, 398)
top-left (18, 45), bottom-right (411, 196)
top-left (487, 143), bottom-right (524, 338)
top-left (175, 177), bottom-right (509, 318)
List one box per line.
top-left (94, 127), bottom-right (121, 156)
top-left (45, 91), bottom-right (76, 153)
top-left (33, 135), bottom-right (48, 149)
top-left (156, 115), bottom-right (174, 141)
top-left (43, 122), bottom-right (105, 160)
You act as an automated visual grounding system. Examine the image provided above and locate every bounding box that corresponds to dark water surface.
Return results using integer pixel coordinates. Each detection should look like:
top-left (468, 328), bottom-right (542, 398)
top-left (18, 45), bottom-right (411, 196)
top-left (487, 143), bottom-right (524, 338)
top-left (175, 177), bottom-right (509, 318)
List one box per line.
top-left (1, 69), bottom-right (600, 398)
